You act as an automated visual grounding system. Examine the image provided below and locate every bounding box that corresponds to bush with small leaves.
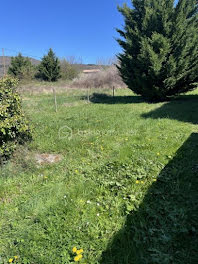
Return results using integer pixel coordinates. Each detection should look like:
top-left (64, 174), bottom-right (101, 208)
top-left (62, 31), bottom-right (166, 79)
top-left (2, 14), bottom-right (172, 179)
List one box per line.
top-left (60, 59), bottom-right (78, 81)
top-left (0, 76), bottom-right (31, 161)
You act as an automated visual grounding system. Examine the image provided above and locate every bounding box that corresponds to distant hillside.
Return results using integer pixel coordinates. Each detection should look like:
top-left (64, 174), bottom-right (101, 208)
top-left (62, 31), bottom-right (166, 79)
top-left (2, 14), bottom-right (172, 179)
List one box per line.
top-left (0, 56), bottom-right (109, 77)
top-left (0, 56), bottom-right (40, 77)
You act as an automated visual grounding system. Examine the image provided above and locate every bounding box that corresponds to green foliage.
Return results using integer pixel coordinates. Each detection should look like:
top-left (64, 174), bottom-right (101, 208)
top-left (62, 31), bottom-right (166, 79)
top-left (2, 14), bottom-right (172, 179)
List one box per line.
top-left (0, 76), bottom-right (31, 160)
top-left (117, 0), bottom-right (198, 101)
top-left (8, 53), bottom-right (35, 80)
top-left (38, 48), bottom-right (61, 82)
top-left (60, 59), bottom-right (78, 80)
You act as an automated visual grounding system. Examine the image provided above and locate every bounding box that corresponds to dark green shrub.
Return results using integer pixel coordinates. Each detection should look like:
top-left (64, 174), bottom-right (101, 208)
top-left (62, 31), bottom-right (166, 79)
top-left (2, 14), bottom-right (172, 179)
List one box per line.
top-left (117, 0), bottom-right (198, 101)
top-left (0, 76), bottom-right (31, 161)
top-left (8, 53), bottom-right (35, 81)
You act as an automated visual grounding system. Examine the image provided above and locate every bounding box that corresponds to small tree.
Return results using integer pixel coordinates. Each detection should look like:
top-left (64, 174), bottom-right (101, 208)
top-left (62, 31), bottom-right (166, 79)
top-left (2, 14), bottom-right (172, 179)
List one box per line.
top-left (8, 53), bottom-right (34, 80)
top-left (60, 59), bottom-right (78, 80)
top-left (117, 0), bottom-right (198, 101)
top-left (38, 48), bottom-right (61, 82)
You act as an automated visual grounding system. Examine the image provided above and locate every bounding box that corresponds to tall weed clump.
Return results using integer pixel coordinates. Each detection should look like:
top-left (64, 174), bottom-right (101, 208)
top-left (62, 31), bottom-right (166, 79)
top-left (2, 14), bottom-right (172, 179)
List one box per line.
top-left (0, 76), bottom-right (31, 161)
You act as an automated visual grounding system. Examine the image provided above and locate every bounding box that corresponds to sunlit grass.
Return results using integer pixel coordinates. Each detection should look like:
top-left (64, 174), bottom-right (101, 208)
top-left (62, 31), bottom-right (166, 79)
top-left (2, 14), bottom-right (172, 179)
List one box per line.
top-left (0, 88), bottom-right (197, 263)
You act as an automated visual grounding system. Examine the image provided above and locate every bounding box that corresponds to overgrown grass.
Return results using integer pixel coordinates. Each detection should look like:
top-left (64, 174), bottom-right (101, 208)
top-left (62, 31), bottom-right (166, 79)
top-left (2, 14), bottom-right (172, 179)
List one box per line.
top-left (0, 88), bottom-right (197, 264)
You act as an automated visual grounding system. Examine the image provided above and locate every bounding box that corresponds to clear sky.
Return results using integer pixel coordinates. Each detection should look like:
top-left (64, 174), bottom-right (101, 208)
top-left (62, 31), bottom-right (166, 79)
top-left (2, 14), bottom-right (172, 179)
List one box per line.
top-left (1, 0), bottom-right (132, 64)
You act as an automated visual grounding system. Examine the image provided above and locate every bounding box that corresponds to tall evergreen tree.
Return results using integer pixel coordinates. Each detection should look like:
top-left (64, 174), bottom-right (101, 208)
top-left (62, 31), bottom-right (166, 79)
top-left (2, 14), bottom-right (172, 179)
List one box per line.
top-left (38, 48), bottom-right (61, 82)
top-left (8, 53), bottom-right (34, 80)
top-left (117, 0), bottom-right (198, 101)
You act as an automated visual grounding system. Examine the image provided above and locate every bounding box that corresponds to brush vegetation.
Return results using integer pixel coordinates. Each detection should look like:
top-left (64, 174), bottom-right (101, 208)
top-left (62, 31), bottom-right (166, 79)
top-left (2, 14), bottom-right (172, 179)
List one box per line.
top-left (0, 76), bottom-right (31, 161)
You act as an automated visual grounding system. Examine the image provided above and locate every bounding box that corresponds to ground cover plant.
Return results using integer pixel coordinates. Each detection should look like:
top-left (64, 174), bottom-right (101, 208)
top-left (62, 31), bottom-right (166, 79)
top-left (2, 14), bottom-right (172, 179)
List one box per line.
top-left (0, 87), bottom-right (197, 263)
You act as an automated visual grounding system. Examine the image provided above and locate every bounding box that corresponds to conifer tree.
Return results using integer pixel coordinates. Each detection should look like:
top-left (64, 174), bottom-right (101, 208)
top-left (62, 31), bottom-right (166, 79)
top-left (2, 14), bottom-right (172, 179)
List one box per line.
top-left (8, 53), bottom-right (34, 80)
top-left (117, 0), bottom-right (198, 101)
top-left (38, 48), bottom-right (61, 82)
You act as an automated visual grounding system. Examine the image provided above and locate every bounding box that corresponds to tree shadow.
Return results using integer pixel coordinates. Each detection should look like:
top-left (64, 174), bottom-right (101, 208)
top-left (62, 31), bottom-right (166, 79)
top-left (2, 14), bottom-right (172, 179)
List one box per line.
top-left (100, 133), bottom-right (198, 264)
top-left (142, 95), bottom-right (198, 125)
top-left (81, 93), bottom-right (144, 104)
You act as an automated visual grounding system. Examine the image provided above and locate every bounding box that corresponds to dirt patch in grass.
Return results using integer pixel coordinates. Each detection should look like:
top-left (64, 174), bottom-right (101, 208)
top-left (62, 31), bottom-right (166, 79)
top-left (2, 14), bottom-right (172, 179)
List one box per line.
top-left (35, 153), bottom-right (63, 166)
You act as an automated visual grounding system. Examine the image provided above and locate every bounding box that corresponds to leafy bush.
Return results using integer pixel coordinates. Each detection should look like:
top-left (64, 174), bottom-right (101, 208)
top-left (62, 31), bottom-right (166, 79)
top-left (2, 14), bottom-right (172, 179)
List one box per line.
top-left (0, 76), bottom-right (31, 161)
top-left (8, 53), bottom-right (35, 80)
top-left (60, 59), bottom-right (78, 80)
top-left (117, 0), bottom-right (198, 101)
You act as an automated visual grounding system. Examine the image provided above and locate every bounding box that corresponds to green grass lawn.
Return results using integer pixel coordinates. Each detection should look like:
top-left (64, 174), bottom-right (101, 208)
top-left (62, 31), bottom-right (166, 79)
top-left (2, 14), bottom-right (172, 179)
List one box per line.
top-left (0, 88), bottom-right (198, 264)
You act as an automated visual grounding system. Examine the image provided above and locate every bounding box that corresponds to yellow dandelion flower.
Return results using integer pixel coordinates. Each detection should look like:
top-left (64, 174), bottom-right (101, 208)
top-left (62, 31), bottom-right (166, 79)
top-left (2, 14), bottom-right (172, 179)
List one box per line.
top-left (72, 247), bottom-right (77, 253)
top-left (14, 256), bottom-right (18, 259)
top-left (76, 249), bottom-right (83, 255)
top-left (76, 248), bottom-right (83, 254)
top-left (141, 181), bottom-right (144, 184)
top-left (74, 256), bottom-right (80, 262)
top-left (136, 180), bottom-right (139, 184)
top-left (78, 254), bottom-right (83, 260)
top-left (9, 259), bottom-right (13, 263)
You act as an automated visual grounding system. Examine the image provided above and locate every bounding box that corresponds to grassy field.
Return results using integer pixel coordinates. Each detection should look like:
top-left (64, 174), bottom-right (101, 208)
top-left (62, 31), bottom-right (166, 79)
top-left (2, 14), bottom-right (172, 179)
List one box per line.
top-left (0, 87), bottom-right (198, 264)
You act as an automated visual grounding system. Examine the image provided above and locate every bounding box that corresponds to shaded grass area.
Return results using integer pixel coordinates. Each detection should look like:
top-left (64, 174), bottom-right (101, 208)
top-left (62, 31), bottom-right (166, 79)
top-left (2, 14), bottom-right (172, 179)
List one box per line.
top-left (84, 93), bottom-right (143, 104)
top-left (0, 88), bottom-right (197, 263)
top-left (142, 95), bottom-right (198, 125)
top-left (100, 133), bottom-right (198, 264)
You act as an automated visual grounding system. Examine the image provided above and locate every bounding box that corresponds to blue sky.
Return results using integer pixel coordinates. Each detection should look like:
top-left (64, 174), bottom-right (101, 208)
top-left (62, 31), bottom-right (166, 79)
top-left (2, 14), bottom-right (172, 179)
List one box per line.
top-left (1, 0), bottom-right (132, 63)
top-left (1, 0), bottom-right (179, 64)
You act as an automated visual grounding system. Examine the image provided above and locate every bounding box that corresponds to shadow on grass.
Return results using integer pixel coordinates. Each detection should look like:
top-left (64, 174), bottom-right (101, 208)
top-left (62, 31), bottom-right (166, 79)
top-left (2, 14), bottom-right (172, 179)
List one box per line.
top-left (81, 93), bottom-right (143, 104)
top-left (142, 95), bottom-right (198, 125)
top-left (100, 133), bottom-right (198, 264)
